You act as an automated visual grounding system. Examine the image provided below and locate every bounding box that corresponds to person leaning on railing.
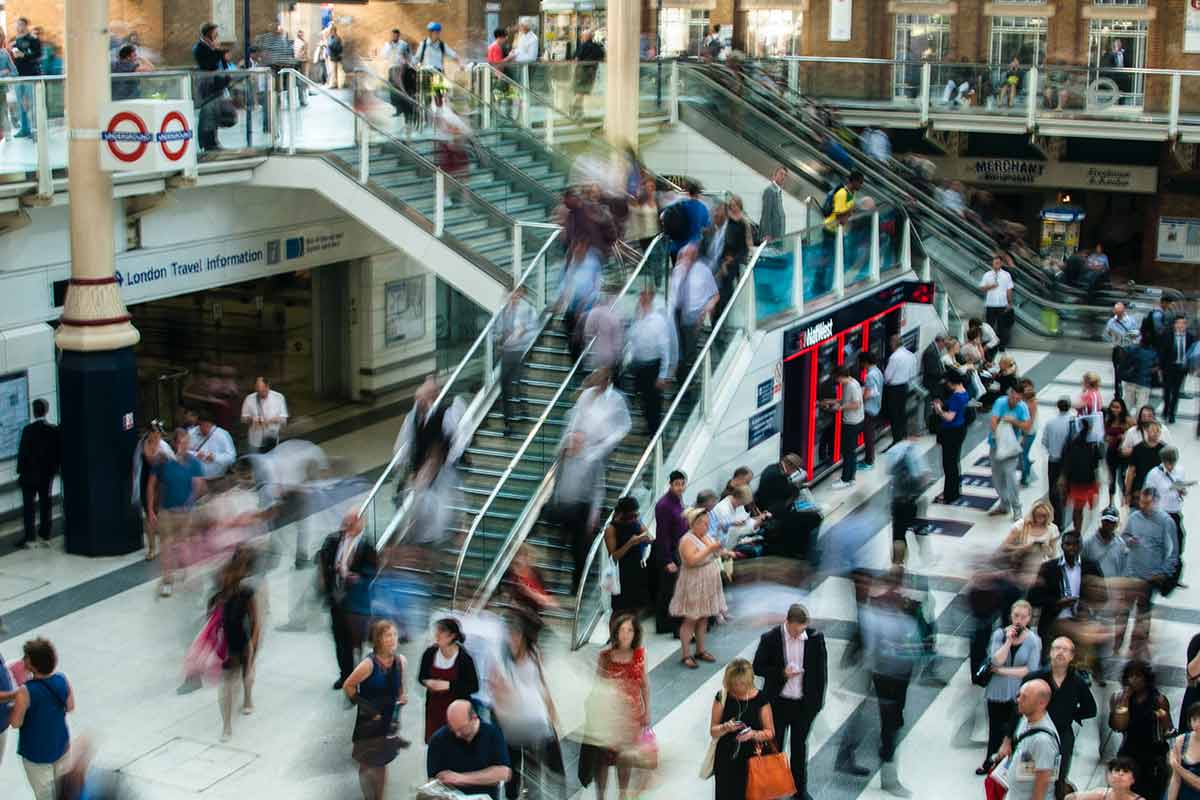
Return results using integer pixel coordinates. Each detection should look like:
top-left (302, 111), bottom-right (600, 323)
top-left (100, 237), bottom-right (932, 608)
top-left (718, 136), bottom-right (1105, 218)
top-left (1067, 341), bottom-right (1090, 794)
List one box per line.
top-left (193, 22), bottom-right (231, 152)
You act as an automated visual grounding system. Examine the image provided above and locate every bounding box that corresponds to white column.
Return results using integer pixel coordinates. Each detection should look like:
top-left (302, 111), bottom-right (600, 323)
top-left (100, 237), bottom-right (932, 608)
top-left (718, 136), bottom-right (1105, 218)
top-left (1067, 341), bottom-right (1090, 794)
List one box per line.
top-left (57, 0), bottom-right (138, 352)
top-left (604, 0), bottom-right (640, 148)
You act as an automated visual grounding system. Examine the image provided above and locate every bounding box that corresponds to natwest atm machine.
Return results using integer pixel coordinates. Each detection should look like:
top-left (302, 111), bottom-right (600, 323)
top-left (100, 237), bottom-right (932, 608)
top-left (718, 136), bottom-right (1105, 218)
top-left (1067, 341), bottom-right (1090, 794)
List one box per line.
top-left (781, 280), bottom-right (934, 483)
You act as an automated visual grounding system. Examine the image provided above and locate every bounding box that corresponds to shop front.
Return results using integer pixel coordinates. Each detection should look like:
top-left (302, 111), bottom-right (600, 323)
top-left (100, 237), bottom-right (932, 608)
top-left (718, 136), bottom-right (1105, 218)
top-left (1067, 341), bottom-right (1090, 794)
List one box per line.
top-left (541, 0), bottom-right (607, 60)
top-left (740, 0), bottom-right (805, 58)
top-left (658, 0), bottom-right (713, 57)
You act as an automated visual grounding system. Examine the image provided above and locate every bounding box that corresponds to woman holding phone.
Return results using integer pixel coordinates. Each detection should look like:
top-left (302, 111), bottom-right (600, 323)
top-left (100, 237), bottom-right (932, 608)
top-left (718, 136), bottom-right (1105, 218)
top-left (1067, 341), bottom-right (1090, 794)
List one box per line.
top-left (709, 658), bottom-right (775, 799)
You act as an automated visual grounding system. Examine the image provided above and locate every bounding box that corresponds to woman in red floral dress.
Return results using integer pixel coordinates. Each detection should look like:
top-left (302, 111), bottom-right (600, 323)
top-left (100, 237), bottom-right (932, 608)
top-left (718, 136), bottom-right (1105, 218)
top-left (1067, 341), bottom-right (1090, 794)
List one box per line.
top-left (592, 612), bottom-right (657, 799)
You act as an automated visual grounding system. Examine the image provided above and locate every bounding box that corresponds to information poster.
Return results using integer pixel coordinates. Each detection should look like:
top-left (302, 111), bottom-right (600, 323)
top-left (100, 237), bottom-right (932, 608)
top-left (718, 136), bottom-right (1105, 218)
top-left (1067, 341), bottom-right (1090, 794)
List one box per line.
top-left (0, 372), bottom-right (30, 461)
top-left (1187, 0), bottom-right (1200, 54)
top-left (1156, 217), bottom-right (1200, 263)
top-left (748, 404), bottom-right (779, 450)
top-left (385, 275), bottom-right (426, 345)
top-left (829, 0), bottom-right (852, 42)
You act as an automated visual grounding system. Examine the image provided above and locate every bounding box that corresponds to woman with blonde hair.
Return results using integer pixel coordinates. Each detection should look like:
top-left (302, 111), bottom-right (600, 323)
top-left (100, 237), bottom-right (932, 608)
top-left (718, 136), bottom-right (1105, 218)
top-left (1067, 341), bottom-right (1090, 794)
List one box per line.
top-left (709, 658), bottom-right (775, 799)
top-left (345, 619), bottom-right (408, 799)
top-left (1077, 372), bottom-right (1104, 416)
top-left (1002, 499), bottom-right (1060, 579)
top-left (670, 507), bottom-right (728, 669)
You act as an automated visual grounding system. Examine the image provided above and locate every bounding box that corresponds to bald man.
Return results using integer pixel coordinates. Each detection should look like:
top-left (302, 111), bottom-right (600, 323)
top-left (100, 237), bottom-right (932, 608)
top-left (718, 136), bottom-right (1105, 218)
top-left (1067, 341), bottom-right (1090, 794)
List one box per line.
top-left (1002, 679), bottom-right (1061, 800)
top-left (317, 512), bottom-right (378, 689)
top-left (427, 700), bottom-right (512, 799)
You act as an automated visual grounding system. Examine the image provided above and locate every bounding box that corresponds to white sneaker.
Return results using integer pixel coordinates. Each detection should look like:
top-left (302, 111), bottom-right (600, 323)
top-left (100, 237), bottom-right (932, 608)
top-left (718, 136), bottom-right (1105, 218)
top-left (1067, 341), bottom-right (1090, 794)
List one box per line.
top-left (831, 480), bottom-right (855, 490)
top-left (159, 583), bottom-right (173, 598)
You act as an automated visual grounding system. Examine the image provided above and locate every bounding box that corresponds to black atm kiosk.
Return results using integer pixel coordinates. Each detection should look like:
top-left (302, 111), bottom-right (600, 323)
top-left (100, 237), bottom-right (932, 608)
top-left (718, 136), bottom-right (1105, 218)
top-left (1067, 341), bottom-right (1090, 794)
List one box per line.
top-left (781, 280), bottom-right (934, 483)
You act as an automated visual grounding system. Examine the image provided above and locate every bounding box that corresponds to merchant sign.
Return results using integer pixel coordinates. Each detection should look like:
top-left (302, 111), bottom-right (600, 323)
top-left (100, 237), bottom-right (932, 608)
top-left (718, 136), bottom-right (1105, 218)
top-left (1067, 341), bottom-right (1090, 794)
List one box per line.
top-left (925, 157), bottom-right (1158, 194)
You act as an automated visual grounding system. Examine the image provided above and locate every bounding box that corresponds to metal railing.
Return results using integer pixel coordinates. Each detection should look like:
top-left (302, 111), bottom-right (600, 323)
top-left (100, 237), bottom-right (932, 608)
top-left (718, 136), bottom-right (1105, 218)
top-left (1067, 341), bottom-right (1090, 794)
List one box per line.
top-left (450, 235), bottom-right (666, 608)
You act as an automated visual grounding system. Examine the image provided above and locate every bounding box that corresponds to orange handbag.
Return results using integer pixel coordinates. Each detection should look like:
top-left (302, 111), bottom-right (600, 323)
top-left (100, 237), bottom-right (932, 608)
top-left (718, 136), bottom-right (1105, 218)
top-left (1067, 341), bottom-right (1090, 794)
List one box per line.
top-left (745, 741), bottom-right (796, 800)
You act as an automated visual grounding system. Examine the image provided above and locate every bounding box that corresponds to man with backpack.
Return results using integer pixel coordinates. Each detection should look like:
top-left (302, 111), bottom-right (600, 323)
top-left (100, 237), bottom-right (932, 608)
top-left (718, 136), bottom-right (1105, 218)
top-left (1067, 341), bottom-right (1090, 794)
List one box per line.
top-left (819, 171), bottom-right (864, 294)
top-left (990, 679), bottom-right (1060, 800)
top-left (414, 22), bottom-right (460, 74)
top-left (887, 432), bottom-right (929, 566)
top-left (660, 181), bottom-right (710, 262)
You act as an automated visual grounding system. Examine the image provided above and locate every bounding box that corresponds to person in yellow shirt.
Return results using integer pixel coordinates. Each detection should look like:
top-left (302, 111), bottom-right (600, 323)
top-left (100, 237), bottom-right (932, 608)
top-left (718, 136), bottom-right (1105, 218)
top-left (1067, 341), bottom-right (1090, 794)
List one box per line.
top-left (817, 171), bottom-right (865, 294)
top-left (823, 171), bottom-right (864, 232)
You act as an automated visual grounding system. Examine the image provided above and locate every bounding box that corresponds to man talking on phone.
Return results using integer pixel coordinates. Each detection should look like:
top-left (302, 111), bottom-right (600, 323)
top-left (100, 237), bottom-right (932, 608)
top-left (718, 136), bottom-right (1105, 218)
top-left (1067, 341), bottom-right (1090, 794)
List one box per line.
top-left (753, 604), bottom-right (827, 799)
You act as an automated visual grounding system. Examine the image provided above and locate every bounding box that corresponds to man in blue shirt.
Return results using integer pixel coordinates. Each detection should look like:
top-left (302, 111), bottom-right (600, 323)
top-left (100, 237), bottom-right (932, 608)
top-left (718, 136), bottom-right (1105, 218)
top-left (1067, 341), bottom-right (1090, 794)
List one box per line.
top-left (427, 700), bottom-right (512, 799)
top-left (146, 428), bottom-right (206, 597)
top-left (662, 181), bottom-right (710, 257)
top-left (990, 384), bottom-right (1031, 521)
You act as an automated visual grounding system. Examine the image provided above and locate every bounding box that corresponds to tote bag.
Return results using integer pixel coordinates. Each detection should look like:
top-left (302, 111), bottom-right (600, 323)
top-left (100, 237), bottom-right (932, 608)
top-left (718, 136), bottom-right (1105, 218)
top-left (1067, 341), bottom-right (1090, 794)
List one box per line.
top-left (994, 423), bottom-right (1020, 462)
top-left (746, 741), bottom-right (797, 800)
top-left (698, 688), bottom-right (726, 779)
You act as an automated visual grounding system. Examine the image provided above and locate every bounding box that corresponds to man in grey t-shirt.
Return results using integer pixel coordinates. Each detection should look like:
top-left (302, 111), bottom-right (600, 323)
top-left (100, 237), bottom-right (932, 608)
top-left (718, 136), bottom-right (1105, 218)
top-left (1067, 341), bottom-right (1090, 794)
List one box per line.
top-left (1003, 680), bottom-right (1059, 800)
top-left (832, 365), bottom-right (865, 490)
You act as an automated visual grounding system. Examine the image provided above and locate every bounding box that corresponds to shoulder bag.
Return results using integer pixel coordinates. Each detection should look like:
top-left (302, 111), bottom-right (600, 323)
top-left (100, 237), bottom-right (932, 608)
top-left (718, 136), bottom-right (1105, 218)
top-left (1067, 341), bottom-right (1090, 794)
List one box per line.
top-left (994, 421), bottom-right (1021, 462)
top-left (699, 688), bottom-right (726, 779)
top-left (746, 739), bottom-right (797, 800)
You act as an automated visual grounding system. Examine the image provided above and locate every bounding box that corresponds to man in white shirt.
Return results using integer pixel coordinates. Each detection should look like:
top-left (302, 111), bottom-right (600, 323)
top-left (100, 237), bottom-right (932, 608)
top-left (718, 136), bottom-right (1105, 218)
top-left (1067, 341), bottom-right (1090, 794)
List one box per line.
top-left (555, 369), bottom-right (632, 590)
top-left (832, 365), bottom-right (865, 490)
top-left (292, 30), bottom-right (310, 100)
top-left (414, 22), bottom-right (459, 73)
top-left (189, 410), bottom-right (237, 479)
top-left (495, 286), bottom-right (538, 434)
top-left (669, 244), bottom-right (719, 380)
top-left (883, 334), bottom-right (917, 443)
top-left (1144, 446), bottom-right (1186, 565)
top-left (241, 376), bottom-right (288, 453)
top-left (392, 375), bottom-right (468, 484)
top-left (512, 22), bottom-right (539, 64)
top-left (980, 253), bottom-right (1015, 350)
top-left (627, 287), bottom-right (675, 436)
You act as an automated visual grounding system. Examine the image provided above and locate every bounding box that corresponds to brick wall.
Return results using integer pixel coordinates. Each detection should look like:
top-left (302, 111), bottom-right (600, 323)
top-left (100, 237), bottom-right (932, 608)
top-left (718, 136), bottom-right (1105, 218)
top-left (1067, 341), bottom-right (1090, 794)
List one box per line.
top-left (1142, 191), bottom-right (1200, 289)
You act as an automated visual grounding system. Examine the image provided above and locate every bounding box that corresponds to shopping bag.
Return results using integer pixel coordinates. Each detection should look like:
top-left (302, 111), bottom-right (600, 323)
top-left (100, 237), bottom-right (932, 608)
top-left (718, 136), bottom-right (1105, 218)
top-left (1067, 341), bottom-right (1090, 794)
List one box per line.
top-left (984, 760), bottom-right (1009, 800)
top-left (183, 606), bottom-right (227, 685)
top-left (746, 741), bottom-right (797, 800)
top-left (994, 423), bottom-right (1020, 462)
top-left (699, 688), bottom-right (726, 778)
top-left (600, 555), bottom-right (621, 597)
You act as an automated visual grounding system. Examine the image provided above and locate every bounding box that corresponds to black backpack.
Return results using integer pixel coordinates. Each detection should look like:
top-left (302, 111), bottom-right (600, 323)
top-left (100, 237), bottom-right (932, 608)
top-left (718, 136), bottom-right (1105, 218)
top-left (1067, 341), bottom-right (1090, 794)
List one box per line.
top-left (327, 34), bottom-right (343, 58)
top-left (661, 201), bottom-right (690, 242)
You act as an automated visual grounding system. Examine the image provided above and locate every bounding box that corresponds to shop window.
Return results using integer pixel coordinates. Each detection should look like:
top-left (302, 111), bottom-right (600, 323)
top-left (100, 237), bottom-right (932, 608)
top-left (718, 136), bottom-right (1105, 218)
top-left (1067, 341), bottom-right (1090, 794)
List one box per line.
top-left (893, 14), bottom-right (950, 100)
top-left (1087, 17), bottom-right (1148, 108)
top-left (746, 9), bottom-right (803, 58)
top-left (990, 15), bottom-right (1046, 68)
top-left (659, 8), bottom-right (709, 57)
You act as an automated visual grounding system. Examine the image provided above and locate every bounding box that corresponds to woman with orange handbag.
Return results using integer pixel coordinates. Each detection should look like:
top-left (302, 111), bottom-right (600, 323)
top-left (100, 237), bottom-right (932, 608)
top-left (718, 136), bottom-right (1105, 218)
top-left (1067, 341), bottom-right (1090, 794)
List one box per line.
top-left (709, 658), bottom-right (777, 799)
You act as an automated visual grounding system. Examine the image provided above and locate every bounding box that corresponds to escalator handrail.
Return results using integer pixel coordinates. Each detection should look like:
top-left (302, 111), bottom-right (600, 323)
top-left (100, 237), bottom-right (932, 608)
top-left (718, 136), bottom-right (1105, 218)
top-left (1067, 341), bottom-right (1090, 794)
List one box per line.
top-left (355, 228), bottom-right (564, 522)
top-left (464, 62), bottom-right (585, 125)
top-left (450, 235), bottom-right (667, 608)
top-left (568, 239), bottom-right (769, 647)
top-left (281, 68), bottom-right (532, 247)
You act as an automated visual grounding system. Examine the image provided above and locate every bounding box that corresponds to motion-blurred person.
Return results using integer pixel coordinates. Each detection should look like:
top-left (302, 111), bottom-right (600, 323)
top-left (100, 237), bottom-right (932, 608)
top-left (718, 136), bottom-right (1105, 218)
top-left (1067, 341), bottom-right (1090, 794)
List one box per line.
top-left (708, 658), bottom-right (777, 800)
top-left (319, 512), bottom-right (379, 690)
top-left (715, 195), bottom-right (753, 319)
top-left (652, 470), bottom-right (688, 635)
top-left (752, 603), bottom-right (827, 799)
top-left (1111, 659), bottom-right (1172, 800)
top-left (604, 496), bottom-right (652, 614)
top-left (1019, 379), bottom-right (1040, 487)
top-left (583, 283), bottom-right (625, 378)
top-left (1002, 501), bottom-right (1061, 572)
top-left (1042, 397), bottom-right (1075, 529)
top-left (1122, 322), bottom-right (1159, 415)
top-left (558, 239), bottom-right (603, 364)
top-left (1144, 446), bottom-right (1187, 574)
top-left (189, 409), bottom-right (236, 480)
top-left (1169, 703), bottom-right (1200, 799)
top-left (1118, 487), bottom-right (1179, 660)
top-left (887, 432), bottom-right (929, 566)
top-left (669, 243), bottom-right (719, 380)
top-left (426, 700), bottom-right (512, 799)
top-left (979, 600), bottom-right (1041, 775)
top-left (211, 546), bottom-right (260, 741)
top-left (131, 420), bottom-right (171, 560)
top-left (147, 428), bottom-right (206, 596)
top-left (573, 30), bottom-right (604, 116)
top-left (883, 334), bottom-right (917, 443)
top-left (1107, 303), bottom-right (1141, 399)
top-left (241, 376), bottom-right (288, 454)
top-left (660, 181), bottom-right (709, 260)
top-left (554, 369), bottom-right (631, 590)
top-left (9, 638), bottom-right (74, 800)
top-left (392, 375), bottom-right (467, 494)
top-left (932, 372), bottom-right (969, 504)
top-left (671, 507), bottom-right (728, 669)
top-left (496, 286), bottom-right (538, 434)
top-left (1028, 530), bottom-right (1103, 650)
top-left (502, 543), bottom-right (559, 622)
top-left (1066, 757), bottom-right (1141, 800)
top-left (584, 613), bottom-right (656, 799)
top-left (627, 286), bottom-right (675, 437)
top-left (419, 618), bottom-right (481, 744)
top-left (840, 568), bottom-right (921, 796)
top-left (990, 383), bottom-right (1033, 522)
top-left (491, 612), bottom-right (564, 800)
top-left (16, 398), bottom-right (59, 549)
top-left (345, 619), bottom-right (409, 800)
top-left (1105, 399), bottom-right (1135, 507)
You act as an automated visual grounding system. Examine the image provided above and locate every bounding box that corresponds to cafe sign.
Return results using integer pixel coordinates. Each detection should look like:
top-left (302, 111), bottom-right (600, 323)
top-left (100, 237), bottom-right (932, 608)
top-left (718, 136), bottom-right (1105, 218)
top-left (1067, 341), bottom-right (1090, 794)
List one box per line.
top-left (926, 157), bottom-right (1158, 194)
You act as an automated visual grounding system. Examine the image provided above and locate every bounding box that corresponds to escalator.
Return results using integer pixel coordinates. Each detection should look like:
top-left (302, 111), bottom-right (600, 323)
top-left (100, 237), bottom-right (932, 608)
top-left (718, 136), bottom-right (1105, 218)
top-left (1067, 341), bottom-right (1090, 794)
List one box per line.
top-left (669, 63), bottom-right (1173, 343)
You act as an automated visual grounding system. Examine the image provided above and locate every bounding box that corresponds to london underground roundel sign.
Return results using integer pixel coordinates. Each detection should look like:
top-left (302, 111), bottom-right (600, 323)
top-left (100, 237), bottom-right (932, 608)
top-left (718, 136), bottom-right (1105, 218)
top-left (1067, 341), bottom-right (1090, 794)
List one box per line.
top-left (157, 110), bottom-right (193, 161)
top-left (101, 110), bottom-right (153, 163)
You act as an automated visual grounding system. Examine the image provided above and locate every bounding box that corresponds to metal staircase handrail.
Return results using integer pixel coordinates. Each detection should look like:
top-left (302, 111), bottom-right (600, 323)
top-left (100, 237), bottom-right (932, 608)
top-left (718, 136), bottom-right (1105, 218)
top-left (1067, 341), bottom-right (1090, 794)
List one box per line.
top-left (355, 228), bottom-right (563, 523)
top-left (567, 239), bottom-right (766, 646)
top-left (450, 235), bottom-right (666, 608)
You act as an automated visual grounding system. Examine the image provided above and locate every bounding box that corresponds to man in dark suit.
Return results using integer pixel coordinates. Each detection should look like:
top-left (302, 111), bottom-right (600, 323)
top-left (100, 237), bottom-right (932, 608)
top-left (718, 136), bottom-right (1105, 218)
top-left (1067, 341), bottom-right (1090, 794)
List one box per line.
top-left (16, 398), bottom-right (60, 548)
top-left (752, 603), bottom-right (828, 799)
top-left (1026, 529), bottom-right (1104, 651)
top-left (1159, 315), bottom-right (1193, 424)
top-left (920, 335), bottom-right (946, 398)
top-left (317, 511), bottom-right (379, 689)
